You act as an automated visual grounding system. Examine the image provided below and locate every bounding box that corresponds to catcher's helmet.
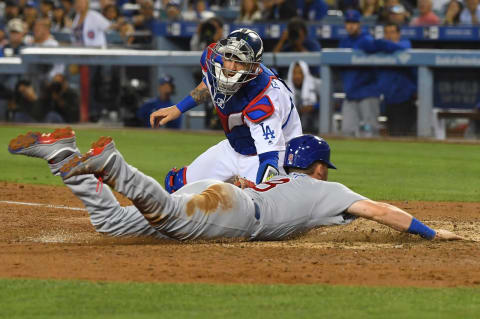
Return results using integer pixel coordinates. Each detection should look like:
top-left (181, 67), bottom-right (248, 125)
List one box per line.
top-left (284, 135), bottom-right (337, 170)
top-left (206, 28), bottom-right (263, 98)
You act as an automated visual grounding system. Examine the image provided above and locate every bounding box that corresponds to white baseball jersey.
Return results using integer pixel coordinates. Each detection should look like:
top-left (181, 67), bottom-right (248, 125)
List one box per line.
top-left (72, 10), bottom-right (110, 47)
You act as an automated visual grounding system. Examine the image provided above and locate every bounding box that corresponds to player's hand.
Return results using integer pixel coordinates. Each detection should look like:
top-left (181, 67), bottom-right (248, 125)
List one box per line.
top-left (150, 106), bottom-right (181, 128)
top-left (434, 229), bottom-right (466, 241)
top-left (232, 176), bottom-right (256, 189)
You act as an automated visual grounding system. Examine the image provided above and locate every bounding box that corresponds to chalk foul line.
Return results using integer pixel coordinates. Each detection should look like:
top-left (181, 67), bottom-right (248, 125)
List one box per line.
top-left (0, 200), bottom-right (87, 211)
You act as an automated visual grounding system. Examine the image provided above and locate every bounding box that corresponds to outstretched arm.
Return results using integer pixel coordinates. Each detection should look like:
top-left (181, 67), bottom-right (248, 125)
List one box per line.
top-left (150, 81), bottom-right (210, 127)
top-left (347, 200), bottom-right (464, 240)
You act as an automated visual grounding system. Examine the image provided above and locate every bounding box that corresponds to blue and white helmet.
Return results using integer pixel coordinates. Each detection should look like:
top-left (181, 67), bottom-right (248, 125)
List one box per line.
top-left (206, 28), bottom-right (263, 98)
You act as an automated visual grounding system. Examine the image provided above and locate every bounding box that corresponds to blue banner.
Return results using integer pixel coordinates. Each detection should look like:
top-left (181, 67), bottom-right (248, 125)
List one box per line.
top-left (152, 22), bottom-right (480, 42)
top-left (434, 70), bottom-right (480, 109)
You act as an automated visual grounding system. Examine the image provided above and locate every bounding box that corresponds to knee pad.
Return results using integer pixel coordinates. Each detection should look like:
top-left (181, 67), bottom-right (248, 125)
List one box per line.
top-left (164, 166), bottom-right (187, 194)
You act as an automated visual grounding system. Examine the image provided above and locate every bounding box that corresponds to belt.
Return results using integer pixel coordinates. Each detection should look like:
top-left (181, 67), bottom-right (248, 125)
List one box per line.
top-left (254, 202), bottom-right (261, 220)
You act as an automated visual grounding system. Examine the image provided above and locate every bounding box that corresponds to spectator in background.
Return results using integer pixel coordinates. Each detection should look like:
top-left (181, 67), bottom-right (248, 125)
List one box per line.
top-left (460, 0), bottom-right (480, 25)
top-left (39, 0), bottom-right (55, 19)
top-left (262, 0), bottom-right (297, 21)
top-left (165, 1), bottom-right (183, 21)
top-left (16, 0), bottom-right (29, 15)
top-left (8, 79), bottom-right (42, 122)
top-left (61, 0), bottom-right (76, 19)
top-left (410, 0), bottom-right (440, 26)
top-left (296, 0), bottom-right (329, 21)
top-left (1, 20), bottom-right (27, 93)
top-left (444, 0), bottom-right (464, 25)
top-left (433, 0), bottom-right (451, 12)
top-left (237, 0), bottom-right (262, 23)
top-left (52, 3), bottom-right (73, 32)
top-left (287, 60), bottom-right (321, 133)
top-left (375, 24), bottom-right (417, 136)
top-left (273, 17), bottom-right (321, 76)
top-left (338, 0), bottom-right (360, 11)
top-left (119, 23), bottom-right (135, 45)
top-left (32, 18), bottom-right (65, 81)
top-left (339, 10), bottom-right (380, 137)
top-left (360, 0), bottom-right (381, 17)
top-left (183, 0), bottom-right (215, 21)
top-left (4, 0), bottom-right (20, 23)
top-left (72, 0), bottom-right (112, 46)
top-left (387, 4), bottom-right (409, 25)
top-left (103, 3), bottom-right (121, 23)
top-left (0, 29), bottom-right (8, 48)
top-left (190, 16), bottom-right (223, 51)
top-left (2, 19), bottom-right (26, 57)
top-left (40, 73), bottom-right (80, 123)
top-left (133, 0), bottom-right (155, 31)
top-left (136, 74), bottom-right (181, 129)
top-left (23, 1), bottom-right (38, 33)
top-left (98, 0), bottom-right (112, 11)
top-left (377, 0), bottom-right (412, 24)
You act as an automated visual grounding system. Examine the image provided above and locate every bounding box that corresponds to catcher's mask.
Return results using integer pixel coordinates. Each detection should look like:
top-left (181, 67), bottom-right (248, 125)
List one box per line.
top-left (206, 28), bottom-right (263, 103)
top-left (284, 135), bottom-right (337, 170)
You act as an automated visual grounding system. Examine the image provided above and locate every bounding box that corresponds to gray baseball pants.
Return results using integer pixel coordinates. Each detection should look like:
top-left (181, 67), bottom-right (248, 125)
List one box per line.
top-left (341, 97), bottom-right (380, 137)
top-left (49, 153), bottom-right (257, 241)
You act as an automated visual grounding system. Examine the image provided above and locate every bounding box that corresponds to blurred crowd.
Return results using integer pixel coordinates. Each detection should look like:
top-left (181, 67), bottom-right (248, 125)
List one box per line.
top-left (0, 0), bottom-right (479, 135)
top-left (2, 0), bottom-right (480, 59)
top-left (1, 0), bottom-right (479, 48)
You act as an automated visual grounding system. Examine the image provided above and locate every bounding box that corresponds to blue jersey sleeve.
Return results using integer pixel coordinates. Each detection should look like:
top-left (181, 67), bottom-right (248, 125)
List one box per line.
top-left (373, 39), bottom-right (411, 53)
top-left (357, 34), bottom-right (377, 53)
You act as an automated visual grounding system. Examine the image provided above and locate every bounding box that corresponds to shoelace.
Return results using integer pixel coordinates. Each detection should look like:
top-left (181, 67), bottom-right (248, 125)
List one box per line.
top-left (96, 176), bottom-right (103, 194)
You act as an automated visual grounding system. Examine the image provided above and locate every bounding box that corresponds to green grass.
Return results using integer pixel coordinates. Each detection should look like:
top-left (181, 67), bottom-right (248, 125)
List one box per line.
top-left (1, 125), bottom-right (480, 317)
top-left (1, 279), bottom-right (480, 319)
top-left (1, 125), bottom-right (479, 201)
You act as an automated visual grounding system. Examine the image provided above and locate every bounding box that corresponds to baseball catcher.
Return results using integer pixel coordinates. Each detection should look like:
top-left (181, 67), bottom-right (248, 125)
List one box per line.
top-left (149, 28), bottom-right (303, 193)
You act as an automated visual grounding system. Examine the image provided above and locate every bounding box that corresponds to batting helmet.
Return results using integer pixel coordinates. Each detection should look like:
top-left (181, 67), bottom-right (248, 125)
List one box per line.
top-left (284, 135), bottom-right (337, 170)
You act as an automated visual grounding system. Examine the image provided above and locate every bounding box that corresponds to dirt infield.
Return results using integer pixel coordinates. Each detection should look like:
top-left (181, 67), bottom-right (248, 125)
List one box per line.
top-left (1, 181), bottom-right (479, 287)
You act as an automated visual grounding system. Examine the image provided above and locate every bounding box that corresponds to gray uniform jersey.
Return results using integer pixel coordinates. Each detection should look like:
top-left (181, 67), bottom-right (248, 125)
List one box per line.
top-left (245, 173), bottom-right (367, 240)
top-left (53, 152), bottom-right (366, 241)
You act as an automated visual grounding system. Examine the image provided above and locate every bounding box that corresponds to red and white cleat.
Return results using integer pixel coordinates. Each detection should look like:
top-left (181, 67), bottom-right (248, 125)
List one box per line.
top-left (8, 127), bottom-right (78, 161)
top-left (60, 136), bottom-right (120, 180)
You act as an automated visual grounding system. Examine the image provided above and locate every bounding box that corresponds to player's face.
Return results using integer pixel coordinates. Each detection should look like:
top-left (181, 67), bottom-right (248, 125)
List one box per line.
top-left (222, 54), bottom-right (251, 77)
top-left (313, 162), bottom-right (328, 181)
top-left (292, 64), bottom-right (304, 89)
top-left (345, 22), bottom-right (360, 36)
top-left (384, 26), bottom-right (400, 42)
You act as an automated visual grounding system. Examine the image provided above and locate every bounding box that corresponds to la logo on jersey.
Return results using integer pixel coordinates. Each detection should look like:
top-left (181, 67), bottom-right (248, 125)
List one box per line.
top-left (260, 123), bottom-right (275, 143)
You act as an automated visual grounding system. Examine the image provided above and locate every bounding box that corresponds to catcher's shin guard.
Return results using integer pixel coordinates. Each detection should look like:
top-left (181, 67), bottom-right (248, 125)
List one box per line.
top-left (164, 166), bottom-right (187, 193)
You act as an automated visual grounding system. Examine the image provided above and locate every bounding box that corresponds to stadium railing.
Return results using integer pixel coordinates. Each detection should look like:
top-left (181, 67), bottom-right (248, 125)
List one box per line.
top-left (320, 48), bottom-right (480, 138)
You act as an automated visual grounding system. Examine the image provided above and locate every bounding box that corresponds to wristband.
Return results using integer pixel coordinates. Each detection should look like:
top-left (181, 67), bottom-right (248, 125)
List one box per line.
top-left (176, 95), bottom-right (197, 113)
top-left (407, 218), bottom-right (436, 240)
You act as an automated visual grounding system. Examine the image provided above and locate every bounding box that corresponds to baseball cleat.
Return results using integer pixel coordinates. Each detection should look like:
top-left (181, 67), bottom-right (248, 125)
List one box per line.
top-left (60, 136), bottom-right (119, 179)
top-left (8, 127), bottom-right (78, 161)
